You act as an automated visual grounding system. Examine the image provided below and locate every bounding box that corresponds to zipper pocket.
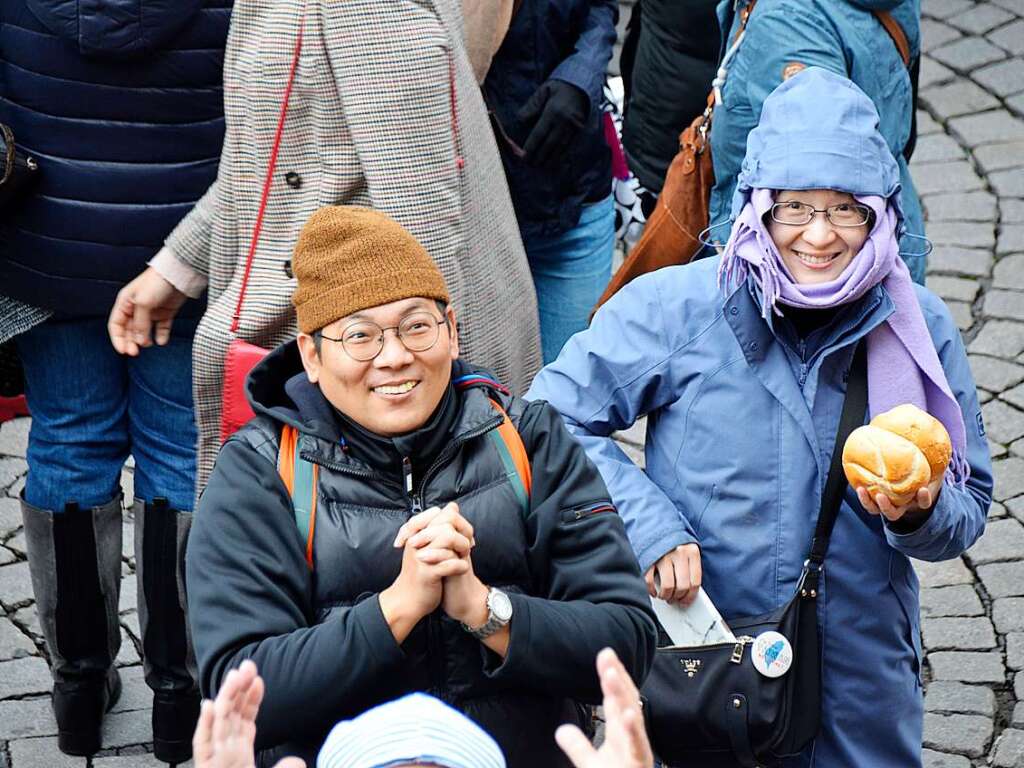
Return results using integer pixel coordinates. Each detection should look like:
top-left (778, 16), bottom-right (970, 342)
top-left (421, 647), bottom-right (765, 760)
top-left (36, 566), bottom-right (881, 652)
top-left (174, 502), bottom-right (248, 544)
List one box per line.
top-left (561, 502), bottom-right (616, 524)
top-left (657, 634), bottom-right (754, 654)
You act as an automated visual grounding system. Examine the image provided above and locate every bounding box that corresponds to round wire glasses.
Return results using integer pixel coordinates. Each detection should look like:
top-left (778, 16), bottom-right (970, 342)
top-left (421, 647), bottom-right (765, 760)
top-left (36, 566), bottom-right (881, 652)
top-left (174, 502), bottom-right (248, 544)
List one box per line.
top-left (319, 312), bottom-right (448, 362)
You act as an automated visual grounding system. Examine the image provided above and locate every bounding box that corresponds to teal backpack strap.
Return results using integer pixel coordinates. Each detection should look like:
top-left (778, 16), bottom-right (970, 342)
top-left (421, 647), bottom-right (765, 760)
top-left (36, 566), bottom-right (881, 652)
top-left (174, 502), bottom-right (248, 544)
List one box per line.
top-left (486, 399), bottom-right (532, 516)
top-left (278, 425), bottom-right (319, 569)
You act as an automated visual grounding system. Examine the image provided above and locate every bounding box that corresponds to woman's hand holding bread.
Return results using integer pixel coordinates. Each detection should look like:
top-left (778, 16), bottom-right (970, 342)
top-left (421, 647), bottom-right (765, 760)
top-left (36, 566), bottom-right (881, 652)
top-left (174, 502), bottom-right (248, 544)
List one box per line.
top-left (843, 404), bottom-right (951, 523)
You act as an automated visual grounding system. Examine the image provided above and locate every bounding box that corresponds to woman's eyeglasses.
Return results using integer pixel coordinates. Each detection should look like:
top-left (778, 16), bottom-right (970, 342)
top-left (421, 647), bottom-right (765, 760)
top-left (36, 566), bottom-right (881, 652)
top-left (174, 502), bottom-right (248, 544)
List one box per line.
top-left (770, 201), bottom-right (871, 228)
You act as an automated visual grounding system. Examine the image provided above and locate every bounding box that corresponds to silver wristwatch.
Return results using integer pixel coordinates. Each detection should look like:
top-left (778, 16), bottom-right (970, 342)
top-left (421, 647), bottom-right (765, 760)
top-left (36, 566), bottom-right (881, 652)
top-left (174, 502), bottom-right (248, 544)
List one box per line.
top-left (462, 587), bottom-right (513, 640)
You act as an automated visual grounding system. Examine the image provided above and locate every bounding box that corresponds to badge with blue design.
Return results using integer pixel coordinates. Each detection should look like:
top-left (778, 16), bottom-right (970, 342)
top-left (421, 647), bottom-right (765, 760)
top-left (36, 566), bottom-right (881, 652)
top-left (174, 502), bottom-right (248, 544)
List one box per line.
top-left (751, 631), bottom-right (793, 678)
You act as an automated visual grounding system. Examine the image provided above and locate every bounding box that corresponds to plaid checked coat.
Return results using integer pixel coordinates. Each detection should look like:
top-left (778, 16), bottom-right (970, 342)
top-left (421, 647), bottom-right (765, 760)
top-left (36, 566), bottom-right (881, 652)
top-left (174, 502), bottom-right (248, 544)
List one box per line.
top-left (164, 0), bottom-right (542, 488)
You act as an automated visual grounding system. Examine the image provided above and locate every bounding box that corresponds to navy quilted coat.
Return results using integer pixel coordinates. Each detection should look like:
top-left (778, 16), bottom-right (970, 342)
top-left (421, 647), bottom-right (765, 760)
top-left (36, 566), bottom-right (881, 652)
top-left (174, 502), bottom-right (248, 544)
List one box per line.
top-left (0, 0), bottom-right (231, 317)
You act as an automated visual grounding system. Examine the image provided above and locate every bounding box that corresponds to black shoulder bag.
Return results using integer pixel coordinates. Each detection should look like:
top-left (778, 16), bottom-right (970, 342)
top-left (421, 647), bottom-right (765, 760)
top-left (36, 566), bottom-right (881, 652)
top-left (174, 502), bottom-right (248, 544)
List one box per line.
top-left (641, 342), bottom-right (868, 768)
top-left (0, 123), bottom-right (39, 211)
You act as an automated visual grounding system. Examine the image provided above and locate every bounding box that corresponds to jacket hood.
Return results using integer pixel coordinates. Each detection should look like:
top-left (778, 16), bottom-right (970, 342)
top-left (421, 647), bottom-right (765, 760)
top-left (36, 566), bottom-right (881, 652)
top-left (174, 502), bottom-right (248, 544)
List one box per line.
top-left (731, 67), bottom-right (902, 222)
top-left (27, 0), bottom-right (204, 58)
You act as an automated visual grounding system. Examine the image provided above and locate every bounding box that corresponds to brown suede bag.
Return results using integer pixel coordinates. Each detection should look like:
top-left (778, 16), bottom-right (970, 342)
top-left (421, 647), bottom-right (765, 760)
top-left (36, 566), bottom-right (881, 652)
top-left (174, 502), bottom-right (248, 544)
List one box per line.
top-left (594, 3), bottom-right (910, 314)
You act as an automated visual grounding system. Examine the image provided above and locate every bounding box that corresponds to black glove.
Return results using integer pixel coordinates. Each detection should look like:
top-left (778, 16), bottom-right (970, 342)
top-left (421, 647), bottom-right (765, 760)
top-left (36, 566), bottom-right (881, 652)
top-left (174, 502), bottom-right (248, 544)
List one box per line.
top-left (517, 80), bottom-right (589, 169)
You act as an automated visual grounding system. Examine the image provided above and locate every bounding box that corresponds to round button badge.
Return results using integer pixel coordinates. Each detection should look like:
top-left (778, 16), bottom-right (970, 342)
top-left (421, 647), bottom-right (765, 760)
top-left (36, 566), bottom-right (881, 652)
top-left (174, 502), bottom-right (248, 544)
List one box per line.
top-left (751, 631), bottom-right (793, 679)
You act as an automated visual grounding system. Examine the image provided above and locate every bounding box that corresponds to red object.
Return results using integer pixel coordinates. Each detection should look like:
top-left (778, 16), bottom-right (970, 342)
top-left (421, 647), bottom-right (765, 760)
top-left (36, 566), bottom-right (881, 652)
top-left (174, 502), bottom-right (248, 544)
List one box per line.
top-left (220, 19), bottom-right (304, 442)
top-left (0, 395), bottom-right (29, 423)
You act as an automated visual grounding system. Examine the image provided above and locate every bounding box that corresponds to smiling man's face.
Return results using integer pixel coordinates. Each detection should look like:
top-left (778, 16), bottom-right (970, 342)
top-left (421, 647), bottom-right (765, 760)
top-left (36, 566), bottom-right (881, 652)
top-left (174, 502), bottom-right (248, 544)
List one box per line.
top-left (297, 297), bottom-right (459, 436)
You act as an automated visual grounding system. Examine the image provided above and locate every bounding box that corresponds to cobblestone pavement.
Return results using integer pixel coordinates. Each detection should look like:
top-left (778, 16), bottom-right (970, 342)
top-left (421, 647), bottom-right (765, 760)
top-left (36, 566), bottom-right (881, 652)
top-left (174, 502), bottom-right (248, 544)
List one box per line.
top-left (2, 1), bottom-right (1024, 766)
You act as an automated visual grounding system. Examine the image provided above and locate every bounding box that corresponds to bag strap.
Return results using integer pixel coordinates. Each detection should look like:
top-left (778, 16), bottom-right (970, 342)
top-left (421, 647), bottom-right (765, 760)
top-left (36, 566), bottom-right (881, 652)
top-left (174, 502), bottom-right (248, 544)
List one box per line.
top-left (230, 21), bottom-right (305, 335)
top-left (486, 398), bottom-right (532, 515)
top-left (278, 424), bottom-right (319, 570)
top-left (805, 341), bottom-right (868, 572)
top-left (874, 10), bottom-right (911, 68)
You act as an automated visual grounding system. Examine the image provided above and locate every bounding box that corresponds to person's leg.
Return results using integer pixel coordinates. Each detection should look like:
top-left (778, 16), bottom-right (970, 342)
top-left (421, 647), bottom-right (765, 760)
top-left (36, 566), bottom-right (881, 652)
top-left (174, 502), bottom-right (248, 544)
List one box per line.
top-left (126, 316), bottom-right (200, 764)
top-left (524, 194), bottom-right (616, 364)
top-left (15, 318), bottom-right (126, 756)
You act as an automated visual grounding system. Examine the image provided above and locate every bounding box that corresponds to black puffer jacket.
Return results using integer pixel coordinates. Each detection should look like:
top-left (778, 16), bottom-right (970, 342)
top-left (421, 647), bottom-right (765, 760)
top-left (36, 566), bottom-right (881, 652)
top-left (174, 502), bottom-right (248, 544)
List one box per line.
top-left (620, 0), bottom-right (720, 193)
top-left (186, 343), bottom-right (656, 768)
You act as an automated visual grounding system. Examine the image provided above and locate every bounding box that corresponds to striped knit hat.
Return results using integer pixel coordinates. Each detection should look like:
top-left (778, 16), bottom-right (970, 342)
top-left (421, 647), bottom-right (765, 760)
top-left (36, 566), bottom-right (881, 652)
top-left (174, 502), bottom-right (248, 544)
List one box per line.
top-left (316, 694), bottom-right (506, 768)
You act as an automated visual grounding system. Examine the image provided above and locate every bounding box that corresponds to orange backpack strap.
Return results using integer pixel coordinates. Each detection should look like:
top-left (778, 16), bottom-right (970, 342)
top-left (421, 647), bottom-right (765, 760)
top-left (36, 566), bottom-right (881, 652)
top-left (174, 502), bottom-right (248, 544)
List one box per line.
top-left (277, 425), bottom-right (319, 569)
top-left (874, 11), bottom-right (911, 68)
top-left (487, 398), bottom-right (532, 514)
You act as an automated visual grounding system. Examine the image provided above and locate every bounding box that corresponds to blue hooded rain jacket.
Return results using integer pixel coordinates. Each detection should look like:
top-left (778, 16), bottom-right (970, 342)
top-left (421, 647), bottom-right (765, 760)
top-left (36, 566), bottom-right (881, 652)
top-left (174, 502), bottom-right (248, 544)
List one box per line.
top-left (707, 0), bottom-right (926, 283)
top-left (528, 69), bottom-right (992, 767)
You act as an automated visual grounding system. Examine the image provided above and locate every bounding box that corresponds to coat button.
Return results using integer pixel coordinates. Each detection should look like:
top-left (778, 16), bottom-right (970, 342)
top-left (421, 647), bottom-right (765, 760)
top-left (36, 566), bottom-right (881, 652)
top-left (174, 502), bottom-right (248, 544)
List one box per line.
top-left (284, 171), bottom-right (302, 189)
top-left (283, 260), bottom-right (293, 278)
top-left (749, 341), bottom-right (759, 352)
top-left (730, 307), bottom-right (739, 316)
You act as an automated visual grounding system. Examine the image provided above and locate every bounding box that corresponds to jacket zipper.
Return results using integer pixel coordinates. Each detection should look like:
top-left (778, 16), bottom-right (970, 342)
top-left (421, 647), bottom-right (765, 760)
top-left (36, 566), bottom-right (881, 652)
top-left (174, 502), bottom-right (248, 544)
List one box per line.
top-left (299, 451), bottom-right (379, 480)
top-left (413, 415), bottom-right (502, 511)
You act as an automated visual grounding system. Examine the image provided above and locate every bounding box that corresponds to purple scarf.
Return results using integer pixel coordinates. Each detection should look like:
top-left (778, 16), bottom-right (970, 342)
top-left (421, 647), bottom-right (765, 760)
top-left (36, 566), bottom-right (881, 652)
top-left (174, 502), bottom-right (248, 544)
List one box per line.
top-left (719, 189), bottom-right (969, 485)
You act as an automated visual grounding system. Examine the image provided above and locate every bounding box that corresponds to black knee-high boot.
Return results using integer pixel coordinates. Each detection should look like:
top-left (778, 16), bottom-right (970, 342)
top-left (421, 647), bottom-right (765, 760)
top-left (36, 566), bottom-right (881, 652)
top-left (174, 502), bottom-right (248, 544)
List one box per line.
top-left (135, 498), bottom-right (200, 764)
top-left (21, 496), bottom-right (123, 756)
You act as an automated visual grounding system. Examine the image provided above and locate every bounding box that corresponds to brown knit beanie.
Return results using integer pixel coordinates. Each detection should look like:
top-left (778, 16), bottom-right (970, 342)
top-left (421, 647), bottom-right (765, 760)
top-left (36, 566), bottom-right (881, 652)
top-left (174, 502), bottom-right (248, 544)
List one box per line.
top-left (291, 206), bottom-right (450, 334)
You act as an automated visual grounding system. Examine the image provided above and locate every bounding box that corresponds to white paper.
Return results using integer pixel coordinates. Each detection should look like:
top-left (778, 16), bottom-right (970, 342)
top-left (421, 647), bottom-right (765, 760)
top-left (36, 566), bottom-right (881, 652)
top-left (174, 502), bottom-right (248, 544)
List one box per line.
top-left (651, 587), bottom-right (737, 647)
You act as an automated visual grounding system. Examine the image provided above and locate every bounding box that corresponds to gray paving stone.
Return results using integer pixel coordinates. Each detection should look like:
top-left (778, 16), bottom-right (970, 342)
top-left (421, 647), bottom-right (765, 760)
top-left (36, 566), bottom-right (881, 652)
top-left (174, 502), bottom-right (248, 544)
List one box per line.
top-left (1015, 702), bottom-right (1024, 728)
top-left (0, 546), bottom-right (15, 566)
top-left (922, 712), bottom-right (993, 756)
top-left (994, 254), bottom-right (1024, 289)
top-left (969, 320), bottom-right (1024, 356)
top-left (120, 467), bottom-right (134, 507)
top-left (999, 224), bottom-right (1024, 254)
top-left (992, 728), bottom-right (1024, 767)
top-left (924, 191), bottom-right (998, 222)
top-left (0, 657), bottom-right (51, 699)
top-left (919, 109), bottom-right (944, 135)
top-left (924, 681), bottom-right (996, 715)
top-left (993, 457), bottom-right (1024, 501)
top-left (0, 697), bottom-right (55, 740)
top-left (110, 664), bottom-right (150, 714)
top-left (929, 221), bottom-right (996, 249)
top-left (970, 354), bottom-right (1024, 391)
top-left (914, 161), bottom-right (986, 195)
top-left (984, 289), bottom-right (1024, 321)
top-left (947, 300), bottom-right (975, 331)
top-left (92, 756), bottom-right (166, 768)
top-left (118, 571), bottom-right (136, 615)
top-left (990, 0), bottom-right (1024, 14)
top-left (990, 19), bottom-right (1024, 56)
top-left (931, 276), bottom-right (982, 304)
top-left (0, 497), bottom-right (21, 538)
top-left (0, 617), bottom-right (37, 659)
top-left (982, 400), bottom-right (1024, 445)
top-left (5, 530), bottom-right (24, 557)
top-left (932, 36), bottom-right (1008, 73)
top-left (115, 627), bottom-right (141, 668)
top-left (921, 56), bottom-right (959, 91)
top-left (991, 438), bottom-right (1009, 459)
top-left (0, 562), bottom-right (34, 610)
top-left (928, 651), bottom-right (1006, 682)
top-left (120, 611), bottom-right (140, 643)
top-left (1005, 493), bottom-right (1024, 524)
top-left (0, 418), bottom-right (28, 459)
top-left (921, 585), bottom-right (985, 617)
top-left (922, 616), bottom-right (997, 649)
top-left (978, 561), bottom-right (1024, 598)
top-left (1004, 199), bottom-right (1024, 222)
top-left (974, 141), bottom-right (1024, 173)
top-left (929, 246), bottom-right (993, 277)
top-left (7, 475), bottom-right (26, 501)
top-left (0, 458), bottom-right (27, 493)
top-left (1012, 437), bottom-right (1024, 457)
top-left (1009, 632), bottom-right (1024, 669)
top-left (100, 708), bottom-right (150, 749)
top-left (950, 3), bottom-right (1015, 34)
top-left (1018, 670), bottom-right (1024, 698)
top-left (915, 556), bottom-right (975, 587)
top-left (994, 596), bottom-right (1024, 632)
top-left (951, 109), bottom-right (1024, 147)
top-left (979, 388), bottom-right (995, 403)
top-left (922, 80), bottom-right (1001, 119)
top-left (922, 750), bottom-right (971, 768)
top-left (973, 56), bottom-right (1024, 98)
top-left (7, 737), bottom-right (85, 768)
top-left (966, 517), bottom-right (1024, 563)
top-left (1009, 91), bottom-right (1024, 118)
top-left (923, 0), bottom-right (976, 21)
top-left (11, 607), bottom-right (41, 640)
top-left (922, 19), bottom-right (964, 53)
top-left (992, 167), bottom-right (1024, 196)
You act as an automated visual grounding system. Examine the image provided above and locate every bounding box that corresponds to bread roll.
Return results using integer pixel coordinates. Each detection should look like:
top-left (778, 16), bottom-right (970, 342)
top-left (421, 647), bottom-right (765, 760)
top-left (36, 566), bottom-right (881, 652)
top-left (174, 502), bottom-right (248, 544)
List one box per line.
top-left (870, 404), bottom-right (952, 480)
top-left (842, 425), bottom-right (931, 506)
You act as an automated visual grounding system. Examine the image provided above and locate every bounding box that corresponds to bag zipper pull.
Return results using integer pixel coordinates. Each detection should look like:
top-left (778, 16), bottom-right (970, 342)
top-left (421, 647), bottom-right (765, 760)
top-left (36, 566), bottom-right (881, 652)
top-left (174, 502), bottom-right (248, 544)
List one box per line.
top-left (730, 635), bottom-right (755, 664)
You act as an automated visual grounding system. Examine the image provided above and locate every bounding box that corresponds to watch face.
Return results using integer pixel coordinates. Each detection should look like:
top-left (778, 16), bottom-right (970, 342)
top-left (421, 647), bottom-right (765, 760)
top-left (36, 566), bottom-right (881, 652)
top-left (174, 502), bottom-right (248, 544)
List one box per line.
top-left (490, 590), bottom-right (513, 622)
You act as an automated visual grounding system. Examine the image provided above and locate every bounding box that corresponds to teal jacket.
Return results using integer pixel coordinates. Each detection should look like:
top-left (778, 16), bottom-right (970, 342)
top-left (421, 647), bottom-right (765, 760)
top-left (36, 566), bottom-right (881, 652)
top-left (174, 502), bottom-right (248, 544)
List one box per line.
top-left (707, 0), bottom-right (926, 282)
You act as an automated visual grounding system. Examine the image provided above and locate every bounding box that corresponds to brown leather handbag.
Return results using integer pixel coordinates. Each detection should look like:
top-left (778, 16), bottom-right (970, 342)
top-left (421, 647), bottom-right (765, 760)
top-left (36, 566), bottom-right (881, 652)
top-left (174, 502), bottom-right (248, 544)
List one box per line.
top-left (594, 4), bottom-right (910, 314)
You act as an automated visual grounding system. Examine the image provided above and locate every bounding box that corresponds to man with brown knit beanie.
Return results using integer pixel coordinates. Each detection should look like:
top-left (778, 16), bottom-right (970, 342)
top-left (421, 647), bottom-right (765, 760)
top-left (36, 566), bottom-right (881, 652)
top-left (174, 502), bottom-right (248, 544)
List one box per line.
top-left (184, 206), bottom-right (656, 768)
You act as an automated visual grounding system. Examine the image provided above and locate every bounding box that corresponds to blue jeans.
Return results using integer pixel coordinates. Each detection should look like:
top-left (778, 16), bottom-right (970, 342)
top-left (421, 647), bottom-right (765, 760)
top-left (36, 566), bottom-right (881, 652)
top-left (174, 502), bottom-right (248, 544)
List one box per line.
top-left (16, 318), bottom-right (197, 512)
top-left (523, 194), bottom-right (615, 364)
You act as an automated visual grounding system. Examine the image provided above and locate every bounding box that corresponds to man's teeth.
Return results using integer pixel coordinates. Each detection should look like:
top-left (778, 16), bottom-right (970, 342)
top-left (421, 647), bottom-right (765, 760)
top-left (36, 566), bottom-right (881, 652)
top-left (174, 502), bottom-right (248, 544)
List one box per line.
top-left (375, 381), bottom-right (417, 395)
top-left (795, 250), bottom-right (837, 265)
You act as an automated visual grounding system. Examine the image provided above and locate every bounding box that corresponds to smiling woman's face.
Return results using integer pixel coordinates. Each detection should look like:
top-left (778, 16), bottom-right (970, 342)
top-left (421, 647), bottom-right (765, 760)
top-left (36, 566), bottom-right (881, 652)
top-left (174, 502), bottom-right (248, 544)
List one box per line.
top-left (767, 189), bottom-right (870, 285)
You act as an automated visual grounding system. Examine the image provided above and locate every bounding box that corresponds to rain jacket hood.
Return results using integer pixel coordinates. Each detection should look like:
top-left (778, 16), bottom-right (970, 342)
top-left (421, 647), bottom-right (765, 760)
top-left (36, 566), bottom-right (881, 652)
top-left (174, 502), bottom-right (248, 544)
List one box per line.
top-left (26, 0), bottom-right (203, 58)
top-left (732, 68), bottom-right (902, 221)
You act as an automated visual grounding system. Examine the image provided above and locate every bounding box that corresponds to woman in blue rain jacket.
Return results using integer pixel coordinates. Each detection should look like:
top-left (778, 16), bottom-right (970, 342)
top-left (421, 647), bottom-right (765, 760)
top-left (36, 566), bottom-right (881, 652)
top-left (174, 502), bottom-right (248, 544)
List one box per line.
top-left (708, 0), bottom-right (927, 283)
top-left (528, 69), bottom-right (992, 767)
